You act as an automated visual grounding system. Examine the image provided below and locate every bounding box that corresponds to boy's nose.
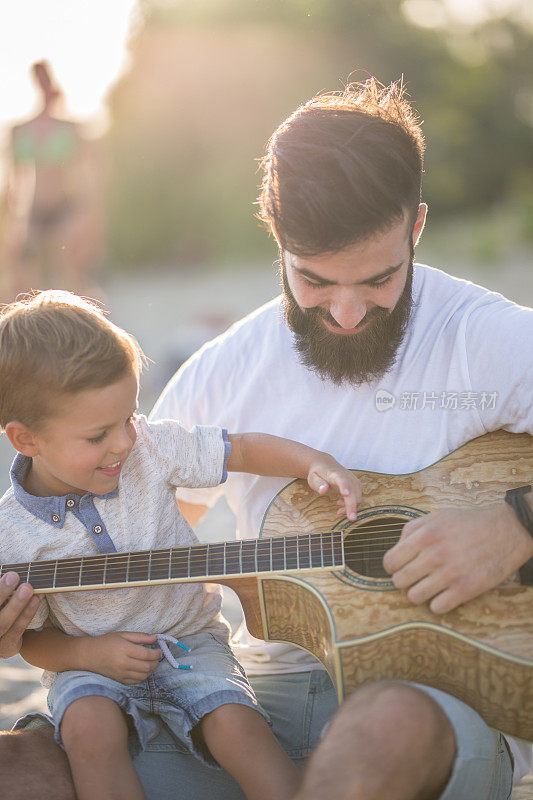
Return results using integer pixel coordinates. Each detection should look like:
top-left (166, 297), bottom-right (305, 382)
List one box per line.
top-left (109, 428), bottom-right (133, 456)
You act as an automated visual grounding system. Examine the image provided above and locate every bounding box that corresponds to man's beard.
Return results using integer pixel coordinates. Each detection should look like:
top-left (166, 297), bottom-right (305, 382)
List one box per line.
top-left (281, 256), bottom-right (414, 386)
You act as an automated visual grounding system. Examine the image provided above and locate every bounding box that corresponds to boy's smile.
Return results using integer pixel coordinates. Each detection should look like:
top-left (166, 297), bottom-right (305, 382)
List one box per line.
top-left (23, 371), bottom-right (139, 498)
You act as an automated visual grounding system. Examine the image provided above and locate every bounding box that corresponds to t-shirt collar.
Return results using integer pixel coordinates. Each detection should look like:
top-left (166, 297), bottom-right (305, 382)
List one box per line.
top-left (10, 453), bottom-right (117, 528)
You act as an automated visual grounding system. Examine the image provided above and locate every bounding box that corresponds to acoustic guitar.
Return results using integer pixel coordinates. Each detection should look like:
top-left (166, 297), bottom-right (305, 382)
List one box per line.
top-left (2, 430), bottom-right (532, 740)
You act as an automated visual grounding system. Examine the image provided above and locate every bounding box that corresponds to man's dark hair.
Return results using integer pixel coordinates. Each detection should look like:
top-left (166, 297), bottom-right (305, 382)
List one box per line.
top-left (258, 78), bottom-right (425, 257)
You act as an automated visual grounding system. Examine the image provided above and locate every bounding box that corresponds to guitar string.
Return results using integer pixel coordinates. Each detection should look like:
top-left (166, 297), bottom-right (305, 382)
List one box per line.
top-left (2, 533), bottom-right (404, 579)
top-left (4, 535), bottom-right (399, 572)
top-left (3, 536), bottom-right (397, 566)
top-left (2, 526), bottom-right (408, 583)
top-left (4, 554), bottom-right (397, 586)
top-left (0, 522), bottom-right (409, 571)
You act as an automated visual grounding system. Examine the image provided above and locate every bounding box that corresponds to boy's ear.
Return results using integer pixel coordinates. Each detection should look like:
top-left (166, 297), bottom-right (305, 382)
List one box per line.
top-left (5, 422), bottom-right (40, 457)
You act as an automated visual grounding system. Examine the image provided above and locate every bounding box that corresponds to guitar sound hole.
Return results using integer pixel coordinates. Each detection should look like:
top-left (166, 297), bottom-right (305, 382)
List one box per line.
top-left (344, 515), bottom-right (406, 579)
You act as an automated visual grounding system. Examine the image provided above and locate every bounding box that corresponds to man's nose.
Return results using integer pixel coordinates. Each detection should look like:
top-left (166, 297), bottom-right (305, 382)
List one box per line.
top-left (329, 289), bottom-right (367, 329)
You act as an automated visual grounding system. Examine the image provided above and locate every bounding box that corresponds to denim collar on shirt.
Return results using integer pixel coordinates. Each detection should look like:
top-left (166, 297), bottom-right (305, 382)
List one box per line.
top-left (10, 453), bottom-right (117, 528)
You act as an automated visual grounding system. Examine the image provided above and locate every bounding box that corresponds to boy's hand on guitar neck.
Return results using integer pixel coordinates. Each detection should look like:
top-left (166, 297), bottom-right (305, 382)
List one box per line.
top-left (306, 454), bottom-right (362, 521)
top-left (383, 503), bottom-right (533, 614)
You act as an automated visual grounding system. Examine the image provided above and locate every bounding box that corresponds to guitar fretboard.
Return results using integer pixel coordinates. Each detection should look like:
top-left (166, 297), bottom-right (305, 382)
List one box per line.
top-left (0, 531), bottom-right (344, 594)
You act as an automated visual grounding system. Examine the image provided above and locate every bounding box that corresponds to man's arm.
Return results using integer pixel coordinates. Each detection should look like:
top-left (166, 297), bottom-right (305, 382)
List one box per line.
top-left (383, 496), bottom-right (533, 614)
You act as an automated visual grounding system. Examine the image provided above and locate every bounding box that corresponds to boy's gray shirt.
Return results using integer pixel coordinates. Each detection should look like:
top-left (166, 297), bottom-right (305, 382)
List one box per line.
top-left (0, 415), bottom-right (230, 686)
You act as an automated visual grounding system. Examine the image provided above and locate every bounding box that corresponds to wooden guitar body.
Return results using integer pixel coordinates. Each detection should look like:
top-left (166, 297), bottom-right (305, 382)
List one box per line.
top-left (221, 430), bottom-right (533, 741)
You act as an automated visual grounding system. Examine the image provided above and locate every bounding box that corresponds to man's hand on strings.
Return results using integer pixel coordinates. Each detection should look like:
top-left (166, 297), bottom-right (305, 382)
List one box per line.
top-left (383, 504), bottom-right (533, 614)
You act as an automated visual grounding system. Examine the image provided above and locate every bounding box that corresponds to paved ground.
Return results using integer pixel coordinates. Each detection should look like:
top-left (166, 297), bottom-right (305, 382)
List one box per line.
top-left (0, 256), bottom-right (531, 795)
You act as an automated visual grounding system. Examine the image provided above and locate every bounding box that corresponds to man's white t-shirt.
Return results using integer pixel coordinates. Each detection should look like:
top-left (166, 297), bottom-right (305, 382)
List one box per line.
top-left (151, 264), bottom-right (533, 779)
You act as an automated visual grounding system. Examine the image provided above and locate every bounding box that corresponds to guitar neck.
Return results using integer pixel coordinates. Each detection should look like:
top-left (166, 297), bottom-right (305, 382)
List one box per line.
top-left (1, 531), bottom-right (345, 594)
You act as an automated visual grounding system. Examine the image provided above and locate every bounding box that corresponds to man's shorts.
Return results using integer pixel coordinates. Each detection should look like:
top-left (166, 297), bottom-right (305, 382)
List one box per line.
top-left (414, 683), bottom-right (514, 800)
top-left (16, 630), bottom-right (269, 767)
top-left (14, 671), bottom-right (515, 798)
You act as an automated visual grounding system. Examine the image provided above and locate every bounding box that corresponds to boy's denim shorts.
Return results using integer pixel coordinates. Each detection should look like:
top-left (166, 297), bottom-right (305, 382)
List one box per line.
top-left (34, 630), bottom-right (269, 767)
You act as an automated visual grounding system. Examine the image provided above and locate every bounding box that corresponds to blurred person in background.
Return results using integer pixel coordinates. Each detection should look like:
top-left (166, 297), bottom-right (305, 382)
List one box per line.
top-left (0, 77), bottom-right (532, 800)
top-left (0, 61), bottom-right (104, 301)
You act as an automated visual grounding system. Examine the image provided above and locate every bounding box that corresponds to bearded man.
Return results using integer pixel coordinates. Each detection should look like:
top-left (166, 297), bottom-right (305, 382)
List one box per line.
top-left (151, 79), bottom-right (533, 800)
top-left (1, 79), bottom-right (531, 800)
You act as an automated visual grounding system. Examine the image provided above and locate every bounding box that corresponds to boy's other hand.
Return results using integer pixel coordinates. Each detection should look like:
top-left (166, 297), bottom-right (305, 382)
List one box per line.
top-left (83, 631), bottom-right (162, 684)
top-left (0, 572), bottom-right (40, 658)
top-left (307, 456), bottom-right (362, 521)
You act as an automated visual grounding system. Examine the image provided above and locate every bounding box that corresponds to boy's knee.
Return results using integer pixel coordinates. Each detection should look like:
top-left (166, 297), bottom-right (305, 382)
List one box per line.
top-left (61, 695), bottom-right (125, 750)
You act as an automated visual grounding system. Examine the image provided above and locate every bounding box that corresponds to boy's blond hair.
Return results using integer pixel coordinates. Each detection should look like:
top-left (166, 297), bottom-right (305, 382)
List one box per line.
top-left (0, 291), bottom-right (144, 431)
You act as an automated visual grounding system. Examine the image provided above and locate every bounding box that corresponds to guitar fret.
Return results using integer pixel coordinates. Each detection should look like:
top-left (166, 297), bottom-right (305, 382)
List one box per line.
top-left (284, 535), bottom-right (298, 570)
top-left (297, 534), bottom-right (310, 570)
top-left (148, 550), bottom-right (152, 581)
top-left (55, 558), bottom-right (83, 588)
top-left (271, 538), bottom-right (285, 571)
top-left (53, 559), bottom-right (58, 589)
top-left (207, 543), bottom-right (225, 576)
top-left (241, 541), bottom-right (256, 574)
top-left (81, 555), bottom-right (105, 587)
top-left (169, 547), bottom-right (186, 580)
top-left (128, 551), bottom-right (149, 583)
top-left (335, 533), bottom-right (344, 567)
top-left (190, 545), bottom-right (208, 578)
top-left (102, 554), bottom-right (108, 585)
top-left (105, 553), bottom-right (127, 585)
top-left (150, 548), bottom-right (171, 581)
top-left (226, 541), bottom-right (241, 575)
top-left (322, 533), bottom-right (333, 568)
top-left (28, 560), bottom-right (56, 591)
top-left (256, 539), bottom-right (271, 573)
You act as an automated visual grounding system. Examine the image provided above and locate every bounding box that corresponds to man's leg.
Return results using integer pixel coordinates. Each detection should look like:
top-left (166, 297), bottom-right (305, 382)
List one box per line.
top-left (293, 680), bottom-right (514, 800)
top-left (0, 723), bottom-right (75, 800)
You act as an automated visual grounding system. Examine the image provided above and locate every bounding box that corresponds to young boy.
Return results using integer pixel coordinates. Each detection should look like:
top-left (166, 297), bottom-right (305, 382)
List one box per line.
top-left (0, 291), bottom-right (361, 800)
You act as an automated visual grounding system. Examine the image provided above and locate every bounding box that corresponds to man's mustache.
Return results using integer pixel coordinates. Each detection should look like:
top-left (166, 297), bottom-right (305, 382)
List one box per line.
top-left (304, 305), bottom-right (384, 330)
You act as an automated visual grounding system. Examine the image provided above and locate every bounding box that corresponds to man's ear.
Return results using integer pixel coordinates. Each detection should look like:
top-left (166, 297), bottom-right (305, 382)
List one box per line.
top-left (5, 421), bottom-right (40, 457)
top-left (412, 203), bottom-right (428, 248)
top-left (270, 222), bottom-right (282, 250)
